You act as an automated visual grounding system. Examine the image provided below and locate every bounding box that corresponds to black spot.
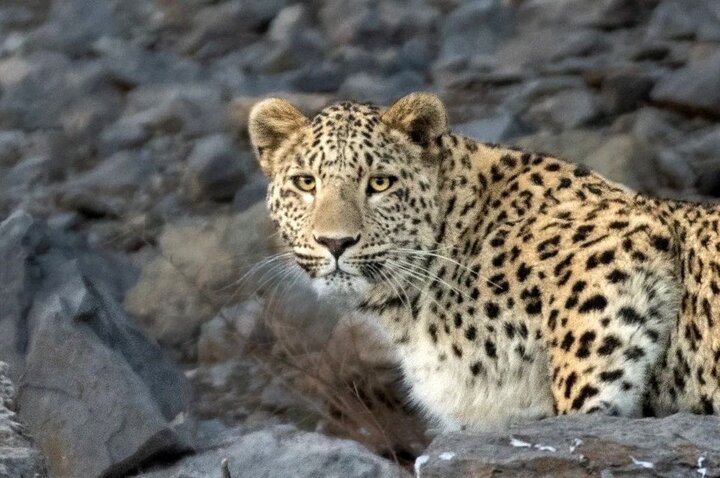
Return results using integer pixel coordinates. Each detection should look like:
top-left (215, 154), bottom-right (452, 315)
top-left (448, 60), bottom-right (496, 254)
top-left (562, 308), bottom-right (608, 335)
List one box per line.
top-left (609, 221), bottom-right (629, 229)
top-left (578, 295), bottom-right (608, 314)
top-left (598, 335), bottom-right (621, 355)
top-left (564, 372), bottom-right (577, 398)
top-left (652, 235), bottom-right (670, 252)
top-left (485, 339), bottom-right (497, 358)
top-left (545, 163), bottom-right (561, 172)
top-left (504, 322), bottom-right (515, 339)
top-left (492, 252), bottom-right (507, 267)
top-left (471, 288), bottom-right (480, 300)
top-left (618, 307), bottom-right (644, 325)
top-left (576, 331), bottom-right (596, 358)
top-left (428, 323), bottom-right (438, 343)
top-left (599, 249), bottom-right (615, 264)
top-left (452, 344), bottom-right (463, 357)
top-left (624, 346), bottom-right (645, 361)
top-left (572, 280), bottom-right (586, 294)
top-left (701, 397), bottom-right (714, 415)
top-left (526, 301), bottom-right (542, 315)
top-left (572, 225), bottom-right (594, 243)
top-left (485, 302), bottom-right (500, 319)
top-left (465, 326), bottom-right (477, 341)
top-left (454, 313), bottom-right (463, 328)
top-left (573, 166), bottom-right (591, 177)
top-left (600, 370), bottom-right (623, 382)
top-left (607, 269), bottom-right (629, 283)
top-left (516, 263), bottom-right (532, 282)
top-left (571, 384), bottom-right (599, 410)
top-left (531, 173), bottom-right (544, 185)
top-left (561, 331), bottom-right (575, 351)
top-left (558, 177), bottom-right (572, 189)
top-left (470, 362), bottom-right (483, 376)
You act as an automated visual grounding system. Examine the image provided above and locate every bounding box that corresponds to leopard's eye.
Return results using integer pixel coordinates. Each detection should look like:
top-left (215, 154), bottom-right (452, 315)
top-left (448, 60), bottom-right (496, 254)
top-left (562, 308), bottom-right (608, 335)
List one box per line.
top-left (367, 175), bottom-right (397, 194)
top-left (292, 175), bottom-right (316, 193)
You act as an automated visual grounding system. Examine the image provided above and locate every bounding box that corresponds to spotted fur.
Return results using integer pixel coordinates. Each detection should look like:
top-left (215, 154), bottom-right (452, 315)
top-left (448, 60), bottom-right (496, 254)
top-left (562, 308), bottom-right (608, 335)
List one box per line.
top-left (248, 93), bottom-right (720, 430)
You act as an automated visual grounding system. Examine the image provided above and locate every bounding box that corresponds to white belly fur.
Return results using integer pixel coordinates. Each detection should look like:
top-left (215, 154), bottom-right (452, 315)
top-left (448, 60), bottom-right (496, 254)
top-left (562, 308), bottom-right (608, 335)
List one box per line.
top-left (398, 331), bottom-right (555, 431)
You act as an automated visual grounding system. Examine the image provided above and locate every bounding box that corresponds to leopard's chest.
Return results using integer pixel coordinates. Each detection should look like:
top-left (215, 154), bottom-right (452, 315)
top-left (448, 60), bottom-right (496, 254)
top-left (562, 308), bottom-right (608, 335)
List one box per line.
top-left (397, 306), bottom-right (555, 431)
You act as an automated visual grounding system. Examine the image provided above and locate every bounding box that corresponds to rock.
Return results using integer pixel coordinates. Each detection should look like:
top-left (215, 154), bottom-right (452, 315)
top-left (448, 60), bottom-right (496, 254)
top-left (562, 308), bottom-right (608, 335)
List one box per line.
top-left (337, 70), bottom-right (426, 104)
top-left (421, 413), bottom-right (720, 477)
top-left (233, 177), bottom-right (268, 212)
top-left (92, 37), bottom-right (201, 87)
top-left (197, 299), bottom-right (269, 363)
top-left (0, 130), bottom-right (26, 168)
top-left (122, 84), bottom-right (228, 137)
top-left (524, 89), bottom-right (601, 131)
top-left (138, 424), bottom-right (410, 478)
top-left (26, 0), bottom-right (120, 56)
top-left (179, 0), bottom-right (289, 60)
top-left (0, 211), bottom-right (190, 478)
top-left (0, 155), bottom-right (50, 211)
top-left (57, 151), bottom-right (156, 218)
top-left (0, 362), bottom-right (46, 478)
top-left (124, 203), bottom-right (275, 359)
top-left (651, 51), bottom-right (720, 116)
top-left (646, 0), bottom-right (720, 41)
top-left (439, 0), bottom-right (514, 65)
top-left (0, 52), bottom-right (120, 131)
top-left (181, 134), bottom-right (250, 202)
top-left (513, 129), bottom-right (607, 163)
top-left (454, 112), bottom-right (528, 143)
top-left (599, 69), bottom-right (656, 114)
top-left (289, 62), bottom-right (347, 93)
top-left (319, 0), bottom-right (382, 46)
top-left (673, 127), bottom-right (720, 196)
top-left (516, 0), bottom-right (652, 29)
top-left (495, 28), bottom-right (605, 74)
top-left (268, 4), bottom-right (312, 44)
top-left (581, 134), bottom-right (655, 192)
top-left (98, 116), bottom-right (153, 155)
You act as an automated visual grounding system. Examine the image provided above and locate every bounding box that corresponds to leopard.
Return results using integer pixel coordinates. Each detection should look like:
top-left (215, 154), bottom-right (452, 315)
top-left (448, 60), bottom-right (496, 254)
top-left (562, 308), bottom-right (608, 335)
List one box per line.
top-left (248, 92), bottom-right (720, 431)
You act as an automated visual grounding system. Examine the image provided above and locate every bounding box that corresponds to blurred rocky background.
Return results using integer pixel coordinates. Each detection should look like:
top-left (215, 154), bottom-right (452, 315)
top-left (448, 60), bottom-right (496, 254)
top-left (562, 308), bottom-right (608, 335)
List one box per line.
top-left (1, 0), bottom-right (720, 476)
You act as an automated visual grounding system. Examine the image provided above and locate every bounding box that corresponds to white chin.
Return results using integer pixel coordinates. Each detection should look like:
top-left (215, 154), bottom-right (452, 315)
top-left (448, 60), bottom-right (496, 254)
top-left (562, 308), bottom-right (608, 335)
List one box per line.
top-left (311, 273), bottom-right (369, 299)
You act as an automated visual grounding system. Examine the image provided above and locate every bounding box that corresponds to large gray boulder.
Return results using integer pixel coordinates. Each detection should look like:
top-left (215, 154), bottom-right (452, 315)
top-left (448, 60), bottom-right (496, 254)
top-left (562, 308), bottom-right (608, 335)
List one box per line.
top-left (0, 211), bottom-right (191, 478)
top-left (138, 424), bottom-right (410, 478)
top-left (651, 51), bottom-right (720, 117)
top-left (420, 413), bottom-right (720, 477)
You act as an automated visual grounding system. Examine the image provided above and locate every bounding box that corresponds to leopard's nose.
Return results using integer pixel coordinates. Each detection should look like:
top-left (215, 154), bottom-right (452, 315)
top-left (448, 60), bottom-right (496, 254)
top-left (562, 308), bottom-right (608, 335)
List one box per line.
top-left (314, 234), bottom-right (360, 259)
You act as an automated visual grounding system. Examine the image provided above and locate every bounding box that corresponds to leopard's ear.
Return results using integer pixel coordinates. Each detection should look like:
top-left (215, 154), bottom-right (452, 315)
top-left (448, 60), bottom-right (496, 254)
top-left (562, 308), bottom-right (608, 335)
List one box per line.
top-left (248, 98), bottom-right (309, 177)
top-left (381, 92), bottom-right (448, 146)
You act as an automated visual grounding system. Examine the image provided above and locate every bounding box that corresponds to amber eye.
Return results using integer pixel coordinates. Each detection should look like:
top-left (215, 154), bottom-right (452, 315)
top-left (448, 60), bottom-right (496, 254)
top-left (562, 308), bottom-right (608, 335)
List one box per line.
top-left (367, 176), bottom-right (397, 194)
top-left (292, 175), bottom-right (316, 193)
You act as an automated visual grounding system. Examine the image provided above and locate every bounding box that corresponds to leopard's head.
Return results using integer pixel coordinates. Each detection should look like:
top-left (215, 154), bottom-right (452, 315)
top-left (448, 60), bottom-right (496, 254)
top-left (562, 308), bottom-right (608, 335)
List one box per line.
top-left (248, 93), bottom-right (448, 296)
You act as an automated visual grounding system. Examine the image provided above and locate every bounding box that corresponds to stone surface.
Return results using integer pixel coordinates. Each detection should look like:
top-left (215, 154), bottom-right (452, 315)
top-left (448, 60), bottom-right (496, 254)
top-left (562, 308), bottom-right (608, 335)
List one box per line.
top-left (138, 424), bottom-right (410, 478)
top-left (454, 112), bottom-right (528, 143)
top-left (651, 51), bottom-right (720, 116)
top-left (421, 413), bottom-right (720, 477)
top-left (524, 88), bottom-right (601, 131)
top-left (0, 211), bottom-right (190, 478)
top-left (181, 134), bottom-right (250, 202)
top-left (124, 203), bottom-right (275, 358)
top-left (0, 362), bottom-right (46, 478)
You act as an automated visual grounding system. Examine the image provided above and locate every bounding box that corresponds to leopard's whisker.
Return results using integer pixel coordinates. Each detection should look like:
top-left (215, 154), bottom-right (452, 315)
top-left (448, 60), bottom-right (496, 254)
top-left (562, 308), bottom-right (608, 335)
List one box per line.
top-left (391, 248), bottom-right (505, 292)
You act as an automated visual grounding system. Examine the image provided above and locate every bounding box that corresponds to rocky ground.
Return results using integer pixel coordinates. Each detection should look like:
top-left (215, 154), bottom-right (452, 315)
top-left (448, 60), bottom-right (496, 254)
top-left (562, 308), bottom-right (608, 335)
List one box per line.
top-left (1, 0), bottom-right (720, 476)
